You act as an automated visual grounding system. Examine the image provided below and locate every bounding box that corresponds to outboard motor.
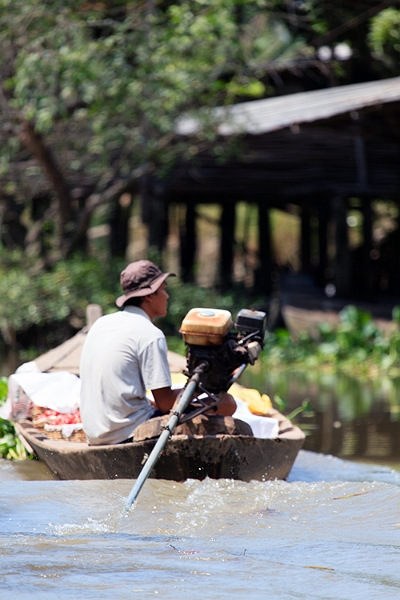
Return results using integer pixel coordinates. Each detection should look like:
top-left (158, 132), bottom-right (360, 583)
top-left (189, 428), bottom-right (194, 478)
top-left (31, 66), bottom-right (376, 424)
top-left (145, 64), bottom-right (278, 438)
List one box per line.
top-left (179, 307), bottom-right (267, 398)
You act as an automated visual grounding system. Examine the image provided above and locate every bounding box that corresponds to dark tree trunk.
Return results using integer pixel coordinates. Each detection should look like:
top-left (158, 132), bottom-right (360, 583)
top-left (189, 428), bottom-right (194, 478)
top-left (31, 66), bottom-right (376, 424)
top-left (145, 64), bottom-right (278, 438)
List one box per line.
top-left (19, 120), bottom-right (73, 250)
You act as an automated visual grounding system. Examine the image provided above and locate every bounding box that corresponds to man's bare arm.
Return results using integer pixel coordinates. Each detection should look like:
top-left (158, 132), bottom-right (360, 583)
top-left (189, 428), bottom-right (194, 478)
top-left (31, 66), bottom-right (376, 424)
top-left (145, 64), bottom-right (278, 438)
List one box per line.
top-left (152, 387), bottom-right (236, 417)
top-left (151, 387), bottom-right (181, 414)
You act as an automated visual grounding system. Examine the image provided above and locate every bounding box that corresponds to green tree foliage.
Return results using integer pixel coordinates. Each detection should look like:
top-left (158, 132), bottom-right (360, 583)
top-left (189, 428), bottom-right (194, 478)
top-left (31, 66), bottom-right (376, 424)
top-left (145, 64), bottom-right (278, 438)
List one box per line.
top-left (0, 248), bottom-right (266, 347)
top-left (271, 1), bottom-right (400, 78)
top-left (0, 0), bottom-right (308, 263)
top-left (368, 7), bottom-right (400, 73)
top-left (0, 249), bottom-right (124, 341)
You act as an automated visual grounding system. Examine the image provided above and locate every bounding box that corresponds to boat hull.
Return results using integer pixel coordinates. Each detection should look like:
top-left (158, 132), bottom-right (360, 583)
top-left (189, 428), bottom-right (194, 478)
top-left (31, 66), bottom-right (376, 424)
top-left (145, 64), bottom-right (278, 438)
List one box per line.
top-left (16, 413), bottom-right (305, 482)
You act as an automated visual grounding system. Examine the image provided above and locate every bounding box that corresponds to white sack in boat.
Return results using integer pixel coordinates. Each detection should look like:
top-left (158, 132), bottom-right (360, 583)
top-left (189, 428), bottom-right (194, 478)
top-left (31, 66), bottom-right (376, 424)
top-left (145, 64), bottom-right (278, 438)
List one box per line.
top-left (2, 362), bottom-right (81, 419)
top-left (233, 398), bottom-right (279, 439)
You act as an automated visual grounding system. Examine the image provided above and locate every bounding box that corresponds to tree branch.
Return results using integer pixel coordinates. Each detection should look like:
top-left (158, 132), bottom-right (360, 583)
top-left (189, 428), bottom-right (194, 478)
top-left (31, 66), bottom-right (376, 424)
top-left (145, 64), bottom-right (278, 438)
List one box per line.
top-left (19, 120), bottom-right (74, 237)
top-left (64, 176), bottom-right (140, 258)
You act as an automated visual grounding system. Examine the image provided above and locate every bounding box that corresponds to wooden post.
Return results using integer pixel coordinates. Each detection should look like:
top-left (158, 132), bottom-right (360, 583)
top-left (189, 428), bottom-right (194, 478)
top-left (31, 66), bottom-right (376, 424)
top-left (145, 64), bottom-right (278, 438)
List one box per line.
top-left (86, 304), bottom-right (103, 329)
top-left (220, 200), bottom-right (235, 287)
top-left (109, 193), bottom-right (133, 257)
top-left (316, 202), bottom-right (329, 287)
top-left (148, 197), bottom-right (169, 251)
top-left (387, 214), bottom-right (400, 295)
top-left (300, 205), bottom-right (311, 273)
top-left (332, 196), bottom-right (351, 297)
top-left (254, 201), bottom-right (272, 294)
top-left (143, 180), bottom-right (169, 252)
top-left (361, 197), bottom-right (373, 296)
top-left (179, 202), bottom-right (196, 283)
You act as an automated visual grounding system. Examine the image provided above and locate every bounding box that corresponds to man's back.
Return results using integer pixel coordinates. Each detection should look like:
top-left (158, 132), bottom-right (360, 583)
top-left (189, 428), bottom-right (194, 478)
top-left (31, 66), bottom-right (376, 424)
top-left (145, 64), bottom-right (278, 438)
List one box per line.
top-left (80, 306), bottom-right (172, 445)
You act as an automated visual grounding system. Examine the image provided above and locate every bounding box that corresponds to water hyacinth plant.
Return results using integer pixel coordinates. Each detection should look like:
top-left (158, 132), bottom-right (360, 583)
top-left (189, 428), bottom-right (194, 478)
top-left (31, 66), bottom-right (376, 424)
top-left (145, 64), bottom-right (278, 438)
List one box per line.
top-left (255, 304), bottom-right (400, 380)
top-left (0, 378), bottom-right (31, 460)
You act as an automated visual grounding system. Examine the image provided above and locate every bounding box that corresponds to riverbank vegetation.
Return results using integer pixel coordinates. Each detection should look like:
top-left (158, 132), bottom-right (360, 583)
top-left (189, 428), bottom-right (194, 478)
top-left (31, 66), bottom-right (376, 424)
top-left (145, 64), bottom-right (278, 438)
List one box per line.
top-left (2, 249), bottom-right (400, 382)
top-left (0, 249), bottom-right (266, 361)
top-left (248, 304), bottom-right (400, 430)
top-left (255, 304), bottom-right (400, 382)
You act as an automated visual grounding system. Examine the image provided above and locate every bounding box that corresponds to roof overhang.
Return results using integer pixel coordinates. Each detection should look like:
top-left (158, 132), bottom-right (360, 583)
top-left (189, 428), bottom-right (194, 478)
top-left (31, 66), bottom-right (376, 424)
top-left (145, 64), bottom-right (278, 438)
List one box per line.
top-left (176, 76), bottom-right (400, 137)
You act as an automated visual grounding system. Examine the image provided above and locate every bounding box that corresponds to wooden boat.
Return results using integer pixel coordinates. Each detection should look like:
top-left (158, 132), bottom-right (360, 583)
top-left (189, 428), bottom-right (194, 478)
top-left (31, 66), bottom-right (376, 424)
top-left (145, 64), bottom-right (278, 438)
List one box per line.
top-left (281, 273), bottom-right (396, 338)
top-left (14, 304), bottom-right (305, 482)
top-left (15, 408), bottom-right (304, 482)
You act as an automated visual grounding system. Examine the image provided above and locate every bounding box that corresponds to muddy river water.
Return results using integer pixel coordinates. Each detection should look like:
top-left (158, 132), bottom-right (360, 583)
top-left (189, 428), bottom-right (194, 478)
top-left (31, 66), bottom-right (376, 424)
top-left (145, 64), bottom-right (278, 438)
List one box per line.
top-left (1, 448), bottom-right (399, 599)
top-left (2, 361), bottom-right (400, 599)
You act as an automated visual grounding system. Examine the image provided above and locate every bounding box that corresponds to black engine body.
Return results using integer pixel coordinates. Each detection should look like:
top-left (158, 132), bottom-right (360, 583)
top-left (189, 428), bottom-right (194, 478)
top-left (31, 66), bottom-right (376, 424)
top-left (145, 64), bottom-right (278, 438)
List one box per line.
top-left (183, 309), bottom-right (267, 393)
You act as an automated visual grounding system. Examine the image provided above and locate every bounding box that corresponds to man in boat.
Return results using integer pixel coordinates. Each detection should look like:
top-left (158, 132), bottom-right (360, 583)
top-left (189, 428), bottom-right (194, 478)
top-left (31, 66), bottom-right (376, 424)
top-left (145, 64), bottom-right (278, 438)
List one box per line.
top-left (79, 259), bottom-right (236, 445)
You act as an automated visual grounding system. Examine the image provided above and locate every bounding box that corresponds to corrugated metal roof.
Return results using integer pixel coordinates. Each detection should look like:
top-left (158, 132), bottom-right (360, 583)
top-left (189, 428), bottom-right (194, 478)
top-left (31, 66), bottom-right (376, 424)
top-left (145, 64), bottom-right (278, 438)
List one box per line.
top-left (176, 76), bottom-right (400, 137)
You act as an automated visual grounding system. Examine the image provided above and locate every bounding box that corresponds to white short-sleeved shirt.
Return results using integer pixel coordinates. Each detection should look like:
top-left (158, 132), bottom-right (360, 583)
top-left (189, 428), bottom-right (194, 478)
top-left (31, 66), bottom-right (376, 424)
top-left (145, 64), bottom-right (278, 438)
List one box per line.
top-left (80, 306), bottom-right (172, 445)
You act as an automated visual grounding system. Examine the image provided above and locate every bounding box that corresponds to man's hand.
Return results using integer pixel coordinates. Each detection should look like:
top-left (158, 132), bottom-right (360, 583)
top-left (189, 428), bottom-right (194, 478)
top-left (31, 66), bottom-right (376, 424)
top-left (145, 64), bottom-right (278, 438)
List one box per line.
top-left (215, 392), bottom-right (236, 416)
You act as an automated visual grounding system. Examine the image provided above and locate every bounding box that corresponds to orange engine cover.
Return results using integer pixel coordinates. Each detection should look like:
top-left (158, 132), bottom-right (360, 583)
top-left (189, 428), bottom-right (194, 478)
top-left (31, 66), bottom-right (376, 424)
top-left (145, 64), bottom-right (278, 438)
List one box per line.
top-left (179, 308), bottom-right (233, 346)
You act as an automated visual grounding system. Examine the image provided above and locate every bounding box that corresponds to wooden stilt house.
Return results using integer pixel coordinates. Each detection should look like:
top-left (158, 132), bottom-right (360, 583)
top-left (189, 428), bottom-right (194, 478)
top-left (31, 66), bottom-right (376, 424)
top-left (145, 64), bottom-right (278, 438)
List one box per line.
top-left (143, 76), bottom-right (400, 300)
